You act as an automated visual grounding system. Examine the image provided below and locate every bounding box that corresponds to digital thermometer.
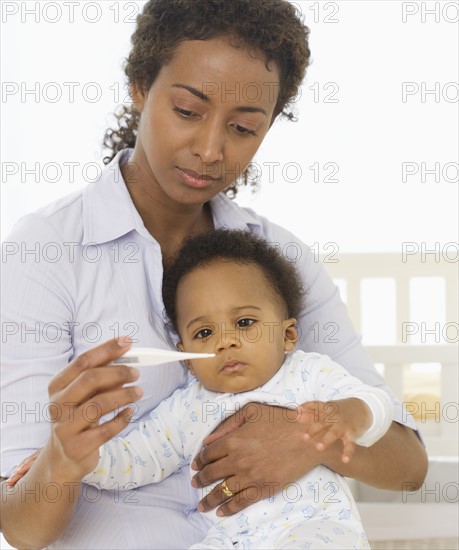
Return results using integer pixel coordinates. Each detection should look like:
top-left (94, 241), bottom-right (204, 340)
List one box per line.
top-left (113, 347), bottom-right (215, 367)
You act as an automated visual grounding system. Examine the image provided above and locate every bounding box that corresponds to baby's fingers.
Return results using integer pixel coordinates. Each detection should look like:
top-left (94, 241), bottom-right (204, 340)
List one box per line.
top-left (7, 464), bottom-right (32, 488)
top-left (6, 449), bottom-right (41, 487)
top-left (6, 470), bottom-right (24, 488)
top-left (341, 438), bottom-right (356, 463)
top-left (303, 425), bottom-right (338, 452)
top-left (303, 419), bottom-right (325, 442)
top-left (314, 426), bottom-right (342, 451)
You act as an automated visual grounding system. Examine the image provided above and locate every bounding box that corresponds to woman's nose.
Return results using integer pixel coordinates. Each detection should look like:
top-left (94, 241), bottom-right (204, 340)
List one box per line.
top-left (191, 119), bottom-right (225, 164)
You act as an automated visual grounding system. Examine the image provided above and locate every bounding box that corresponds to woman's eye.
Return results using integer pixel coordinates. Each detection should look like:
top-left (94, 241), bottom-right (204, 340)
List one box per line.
top-left (233, 124), bottom-right (257, 136)
top-left (195, 328), bottom-right (213, 339)
top-left (236, 318), bottom-right (255, 328)
top-left (173, 107), bottom-right (197, 118)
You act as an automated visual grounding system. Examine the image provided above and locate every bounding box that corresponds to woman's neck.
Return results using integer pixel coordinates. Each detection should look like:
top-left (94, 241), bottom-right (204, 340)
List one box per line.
top-left (121, 154), bottom-right (214, 265)
top-left (141, 200), bottom-right (214, 267)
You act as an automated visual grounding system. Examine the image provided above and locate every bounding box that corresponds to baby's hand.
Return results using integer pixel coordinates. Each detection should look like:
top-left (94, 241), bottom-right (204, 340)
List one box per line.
top-left (301, 399), bottom-right (372, 463)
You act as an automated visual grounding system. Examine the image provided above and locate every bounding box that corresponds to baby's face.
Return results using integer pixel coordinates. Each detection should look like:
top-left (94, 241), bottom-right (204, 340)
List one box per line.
top-left (176, 260), bottom-right (297, 393)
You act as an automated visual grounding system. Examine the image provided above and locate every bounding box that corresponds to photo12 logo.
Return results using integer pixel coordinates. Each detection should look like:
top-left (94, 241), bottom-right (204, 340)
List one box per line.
top-left (402, 82), bottom-right (458, 103)
top-left (402, 162), bottom-right (458, 184)
top-left (402, 2), bottom-right (459, 23)
top-left (1, 2), bottom-right (142, 24)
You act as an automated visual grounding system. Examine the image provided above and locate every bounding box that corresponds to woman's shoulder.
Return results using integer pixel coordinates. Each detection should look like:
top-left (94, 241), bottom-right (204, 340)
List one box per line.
top-left (211, 193), bottom-right (310, 250)
top-left (4, 188), bottom-right (85, 246)
top-left (4, 150), bottom-right (132, 245)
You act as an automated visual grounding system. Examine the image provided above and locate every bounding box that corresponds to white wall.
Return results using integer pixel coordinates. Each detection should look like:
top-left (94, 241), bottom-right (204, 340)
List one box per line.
top-left (2, 1), bottom-right (458, 253)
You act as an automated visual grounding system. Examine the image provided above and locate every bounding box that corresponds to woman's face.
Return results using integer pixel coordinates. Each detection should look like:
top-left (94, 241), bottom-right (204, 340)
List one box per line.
top-left (130, 37), bottom-right (280, 206)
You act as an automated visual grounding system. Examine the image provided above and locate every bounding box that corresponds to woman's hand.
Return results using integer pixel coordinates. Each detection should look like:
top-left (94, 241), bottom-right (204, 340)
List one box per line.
top-left (1, 337), bottom-right (142, 550)
top-left (191, 402), bottom-right (339, 516)
top-left (6, 338), bottom-right (142, 487)
top-left (39, 337), bottom-right (143, 482)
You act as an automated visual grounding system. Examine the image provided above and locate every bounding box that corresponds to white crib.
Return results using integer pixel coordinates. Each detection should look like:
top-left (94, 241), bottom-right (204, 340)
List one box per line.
top-left (322, 252), bottom-right (458, 456)
top-left (322, 252), bottom-right (458, 549)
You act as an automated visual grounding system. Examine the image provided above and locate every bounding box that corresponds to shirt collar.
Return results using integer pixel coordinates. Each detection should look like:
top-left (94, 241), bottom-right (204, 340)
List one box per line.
top-left (82, 148), bottom-right (262, 245)
top-left (209, 192), bottom-right (263, 234)
top-left (82, 149), bottom-right (151, 245)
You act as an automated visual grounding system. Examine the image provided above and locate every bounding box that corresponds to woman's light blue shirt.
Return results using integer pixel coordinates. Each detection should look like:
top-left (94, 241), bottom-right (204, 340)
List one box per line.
top-left (1, 149), bottom-right (416, 549)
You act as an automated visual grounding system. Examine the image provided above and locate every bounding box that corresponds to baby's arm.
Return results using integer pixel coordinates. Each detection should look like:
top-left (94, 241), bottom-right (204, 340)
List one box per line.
top-left (83, 390), bottom-right (185, 489)
top-left (299, 354), bottom-right (393, 463)
top-left (303, 393), bottom-right (392, 463)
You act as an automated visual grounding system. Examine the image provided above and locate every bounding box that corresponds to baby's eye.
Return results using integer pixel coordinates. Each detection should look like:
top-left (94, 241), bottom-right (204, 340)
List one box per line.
top-left (236, 318), bottom-right (256, 328)
top-left (195, 328), bottom-right (213, 339)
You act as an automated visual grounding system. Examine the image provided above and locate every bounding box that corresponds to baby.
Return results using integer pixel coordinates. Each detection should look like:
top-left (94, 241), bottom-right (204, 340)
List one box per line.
top-left (84, 229), bottom-right (393, 549)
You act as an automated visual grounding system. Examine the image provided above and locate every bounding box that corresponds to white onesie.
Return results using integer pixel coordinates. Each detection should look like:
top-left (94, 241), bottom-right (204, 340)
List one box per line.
top-left (84, 350), bottom-right (393, 549)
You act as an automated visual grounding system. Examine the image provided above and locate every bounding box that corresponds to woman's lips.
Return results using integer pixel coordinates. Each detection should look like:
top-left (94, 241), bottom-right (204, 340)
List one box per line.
top-left (176, 167), bottom-right (220, 189)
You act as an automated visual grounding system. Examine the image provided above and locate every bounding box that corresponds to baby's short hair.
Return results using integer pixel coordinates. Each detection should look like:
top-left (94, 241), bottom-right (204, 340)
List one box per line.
top-left (162, 229), bottom-right (305, 333)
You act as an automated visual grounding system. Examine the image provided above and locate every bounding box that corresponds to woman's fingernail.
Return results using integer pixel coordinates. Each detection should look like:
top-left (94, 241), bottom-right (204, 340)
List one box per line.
top-left (191, 477), bottom-right (197, 488)
top-left (117, 337), bottom-right (131, 348)
top-left (191, 460), bottom-right (197, 470)
top-left (197, 503), bottom-right (204, 512)
top-left (216, 509), bottom-right (224, 517)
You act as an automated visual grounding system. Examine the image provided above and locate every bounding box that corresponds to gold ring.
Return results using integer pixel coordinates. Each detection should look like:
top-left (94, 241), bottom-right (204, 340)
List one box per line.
top-left (221, 480), bottom-right (234, 498)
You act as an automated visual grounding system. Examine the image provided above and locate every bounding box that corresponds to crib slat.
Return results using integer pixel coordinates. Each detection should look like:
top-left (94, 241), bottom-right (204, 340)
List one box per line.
top-left (441, 362), bottom-right (459, 439)
top-left (396, 277), bottom-right (410, 344)
top-left (445, 275), bottom-right (458, 326)
top-left (383, 363), bottom-right (404, 402)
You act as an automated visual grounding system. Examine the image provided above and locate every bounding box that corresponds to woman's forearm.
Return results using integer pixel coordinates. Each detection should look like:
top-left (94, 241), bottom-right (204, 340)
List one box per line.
top-left (323, 421), bottom-right (428, 490)
top-left (1, 447), bottom-right (82, 549)
top-left (1, 340), bottom-right (141, 549)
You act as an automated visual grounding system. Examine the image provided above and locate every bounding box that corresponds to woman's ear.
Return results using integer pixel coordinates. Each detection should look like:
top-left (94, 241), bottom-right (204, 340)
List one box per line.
top-left (130, 82), bottom-right (146, 112)
top-left (283, 318), bottom-right (298, 351)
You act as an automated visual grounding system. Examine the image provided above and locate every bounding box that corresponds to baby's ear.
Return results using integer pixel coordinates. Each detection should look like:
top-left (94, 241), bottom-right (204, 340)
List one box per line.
top-left (283, 318), bottom-right (298, 351)
top-left (177, 342), bottom-right (195, 374)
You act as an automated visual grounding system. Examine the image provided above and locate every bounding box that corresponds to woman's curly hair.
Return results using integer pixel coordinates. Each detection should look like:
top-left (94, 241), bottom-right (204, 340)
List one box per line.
top-left (162, 229), bottom-right (305, 335)
top-left (103, 0), bottom-right (311, 197)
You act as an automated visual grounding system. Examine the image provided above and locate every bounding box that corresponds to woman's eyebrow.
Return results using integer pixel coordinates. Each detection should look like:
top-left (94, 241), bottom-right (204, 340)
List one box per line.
top-left (236, 106), bottom-right (268, 117)
top-left (172, 83), bottom-right (209, 102)
top-left (171, 83), bottom-right (268, 117)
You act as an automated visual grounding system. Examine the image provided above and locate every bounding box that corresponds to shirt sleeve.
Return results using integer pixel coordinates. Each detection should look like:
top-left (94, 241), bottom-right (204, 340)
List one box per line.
top-left (255, 216), bottom-right (418, 432)
top-left (1, 214), bottom-right (76, 476)
top-left (83, 388), bottom-right (186, 488)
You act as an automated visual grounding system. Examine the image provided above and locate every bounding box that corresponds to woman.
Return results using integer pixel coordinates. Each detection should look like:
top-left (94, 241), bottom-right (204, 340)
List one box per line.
top-left (1, 1), bottom-right (427, 548)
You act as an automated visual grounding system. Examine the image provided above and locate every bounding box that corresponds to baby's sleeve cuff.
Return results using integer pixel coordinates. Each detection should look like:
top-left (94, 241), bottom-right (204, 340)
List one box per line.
top-left (353, 389), bottom-right (394, 447)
